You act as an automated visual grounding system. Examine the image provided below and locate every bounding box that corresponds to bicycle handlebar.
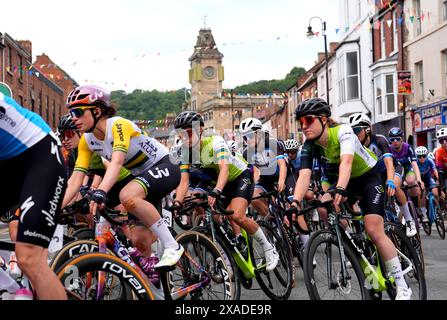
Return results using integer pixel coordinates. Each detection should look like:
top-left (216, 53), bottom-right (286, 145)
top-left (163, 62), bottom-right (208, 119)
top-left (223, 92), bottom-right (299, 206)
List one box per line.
top-left (172, 192), bottom-right (234, 216)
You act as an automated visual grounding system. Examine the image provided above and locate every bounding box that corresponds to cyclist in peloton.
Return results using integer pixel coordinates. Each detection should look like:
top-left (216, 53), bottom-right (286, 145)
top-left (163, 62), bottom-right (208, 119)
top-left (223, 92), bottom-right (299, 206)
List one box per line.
top-left (348, 113), bottom-right (417, 237)
top-left (61, 85), bottom-right (184, 269)
top-left (291, 98), bottom-right (412, 300)
top-left (0, 93), bottom-right (67, 299)
top-left (434, 128), bottom-right (447, 193)
top-left (172, 111), bottom-right (279, 271)
top-left (415, 146), bottom-right (440, 217)
top-left (388, 127), bottom-right (426, 222)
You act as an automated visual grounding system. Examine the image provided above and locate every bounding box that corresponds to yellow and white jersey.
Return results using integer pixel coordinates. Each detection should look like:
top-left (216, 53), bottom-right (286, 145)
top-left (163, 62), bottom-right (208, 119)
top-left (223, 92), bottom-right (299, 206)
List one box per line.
top-left (74, 116), bottom-right (169, 176)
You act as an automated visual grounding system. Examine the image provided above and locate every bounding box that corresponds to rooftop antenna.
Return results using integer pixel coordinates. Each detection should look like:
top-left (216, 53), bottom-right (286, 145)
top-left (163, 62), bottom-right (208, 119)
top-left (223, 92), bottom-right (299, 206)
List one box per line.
top-left (203, 15), bottom-right (207, 29)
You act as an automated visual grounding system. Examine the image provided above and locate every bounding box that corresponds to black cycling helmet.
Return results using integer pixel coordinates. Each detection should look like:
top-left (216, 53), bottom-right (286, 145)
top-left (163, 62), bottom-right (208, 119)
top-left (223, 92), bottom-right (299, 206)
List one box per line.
top-left (388, 127), bottom-right (403, 138)
top-left (57, 114), bottom-right (77, 133)
top-left (174, 111), bottom-right (204, 129)
top-left (294, 98), bottom-right (331, 120)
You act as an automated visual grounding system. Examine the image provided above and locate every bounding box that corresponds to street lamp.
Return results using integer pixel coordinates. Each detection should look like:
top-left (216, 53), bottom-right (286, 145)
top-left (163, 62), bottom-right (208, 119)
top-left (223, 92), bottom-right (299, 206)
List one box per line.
top-left (307, 16), bottom-right (330, 105)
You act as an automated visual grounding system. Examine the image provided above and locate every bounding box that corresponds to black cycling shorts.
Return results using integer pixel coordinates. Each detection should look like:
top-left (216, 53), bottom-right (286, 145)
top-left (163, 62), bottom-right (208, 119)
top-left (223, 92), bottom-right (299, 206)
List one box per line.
top-left (130, 155), bottom-right (181, 214)
top-left (0, 134), bottom-right (67, 248)
top-left (220, 169), bottom-right (255, 208)
top-left (347, 169), bottom-right (386, 217)
top-left (256, 174), bottom-right (296, 198)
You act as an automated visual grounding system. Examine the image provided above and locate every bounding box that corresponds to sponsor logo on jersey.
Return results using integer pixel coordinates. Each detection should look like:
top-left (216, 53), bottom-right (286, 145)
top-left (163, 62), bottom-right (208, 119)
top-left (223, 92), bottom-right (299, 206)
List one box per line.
top-left (116, 123), bottom-right (124, 142)
top-left (0, 106), bottom-right (17, 127)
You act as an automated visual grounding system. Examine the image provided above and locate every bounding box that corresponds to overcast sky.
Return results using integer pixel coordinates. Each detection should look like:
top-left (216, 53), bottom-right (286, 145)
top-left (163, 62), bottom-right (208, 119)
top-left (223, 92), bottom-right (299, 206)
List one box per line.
top-left (2, 0), bottom-right (340, 92)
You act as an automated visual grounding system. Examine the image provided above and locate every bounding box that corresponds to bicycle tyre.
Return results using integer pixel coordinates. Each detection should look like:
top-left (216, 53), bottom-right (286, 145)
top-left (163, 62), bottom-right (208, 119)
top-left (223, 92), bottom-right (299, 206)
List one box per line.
top-left (254, 221), bottom-right (293, 300)
top-left (384, 222), bottom-right (427, 300)
top-left (170, 230), bottom-right (236, 300)
top-left (56, 252), bottom-right (151, 300)
top-left (71, 228), bottom-right (95, 240)
top-left (434, 198), bottom-right (446, 239)
top-left (50, 239), bottom-right (115, 272)
top-left (191, 226), bottom-right (241, 300)
top-left (303, 229), bottom-right (371, 300)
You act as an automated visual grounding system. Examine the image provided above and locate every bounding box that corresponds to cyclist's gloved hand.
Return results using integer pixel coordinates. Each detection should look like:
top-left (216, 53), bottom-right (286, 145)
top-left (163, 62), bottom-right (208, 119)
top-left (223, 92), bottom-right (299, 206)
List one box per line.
top-left (386, 179), bottom-right (396, 189)
top-left (171, 200), bottom-right (183, 212)
top-left (90, 189), bottom-right (107, 205)
top-left (208, 188), bottom-right (222, 207)
top-left (79, 185), bottom-right (91, 197)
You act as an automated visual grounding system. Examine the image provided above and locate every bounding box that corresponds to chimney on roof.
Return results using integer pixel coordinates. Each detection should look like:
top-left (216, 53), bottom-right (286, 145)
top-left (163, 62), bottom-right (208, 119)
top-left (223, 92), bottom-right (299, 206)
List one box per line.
top-left (317, 52), bottom-right (326, 62)
top-left (18, 40), bottom-right (32, 57)
top-left (329, 42), bottom-right (339, 53)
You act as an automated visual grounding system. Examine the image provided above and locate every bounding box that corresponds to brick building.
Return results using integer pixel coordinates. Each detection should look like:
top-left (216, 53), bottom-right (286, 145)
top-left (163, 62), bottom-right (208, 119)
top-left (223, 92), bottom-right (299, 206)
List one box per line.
top-left (0, 33), bottom-right (77, 130)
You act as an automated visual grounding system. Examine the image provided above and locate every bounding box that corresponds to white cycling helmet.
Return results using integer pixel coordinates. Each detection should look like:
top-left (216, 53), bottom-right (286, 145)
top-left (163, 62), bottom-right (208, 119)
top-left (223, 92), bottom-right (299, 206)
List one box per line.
top-left (348, 113), bottom-right (372, 127)
top-left (415, 146), bottom-right (428, 156)
top-left (436, 128), bottom-right (447, 139)
top-left (227, 140), bottom-right (238, 153)
top-left (428, 152), bottom-right (435, 161)
top-left (284, 139), bottom-right (300, 151)
top-left (239, 118), bottom-right (263, 134)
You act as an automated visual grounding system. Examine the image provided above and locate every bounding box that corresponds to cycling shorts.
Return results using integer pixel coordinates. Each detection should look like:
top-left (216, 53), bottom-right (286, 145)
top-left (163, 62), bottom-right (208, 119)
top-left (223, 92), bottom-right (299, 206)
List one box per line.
top-left (0, 134), bottom-right (67, 248)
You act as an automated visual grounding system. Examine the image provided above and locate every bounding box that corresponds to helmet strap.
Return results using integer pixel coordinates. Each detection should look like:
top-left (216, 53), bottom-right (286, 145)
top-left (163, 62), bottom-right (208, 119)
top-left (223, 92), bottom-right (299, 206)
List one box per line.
top-left (310, 117), bottom-right (326, 142)
top-left (85, 109), bottom-right (100, 133)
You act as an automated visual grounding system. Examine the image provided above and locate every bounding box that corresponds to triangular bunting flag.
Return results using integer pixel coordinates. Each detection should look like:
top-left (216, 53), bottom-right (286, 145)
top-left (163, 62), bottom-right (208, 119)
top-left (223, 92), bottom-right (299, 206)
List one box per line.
top-left (398, 17), bottom-right (404, 25)
top-left (335, 28), bottom-right (340, 34)
top-left (420, 13), bottom-right (425, 21)
top-left (345, 26), bottom-right (349, 32)
top-left (410, 16), bottom-right (414, 23)
top-left (386, 20), bottom-right (392, 28)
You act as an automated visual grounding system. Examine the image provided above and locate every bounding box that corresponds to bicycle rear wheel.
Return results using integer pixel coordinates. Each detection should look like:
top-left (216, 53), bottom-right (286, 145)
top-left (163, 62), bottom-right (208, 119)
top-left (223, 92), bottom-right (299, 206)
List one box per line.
top-left (253, 221), bottom-right (293, 300)
top-left (303, 229), bottom-right (370, 300)
top-left (384, 223), bottom-right (427, 300)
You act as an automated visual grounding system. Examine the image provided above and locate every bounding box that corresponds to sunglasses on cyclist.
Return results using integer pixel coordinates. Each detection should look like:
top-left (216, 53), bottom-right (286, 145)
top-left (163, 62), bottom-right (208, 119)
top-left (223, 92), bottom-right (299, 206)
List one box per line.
top-left (243, 131), bottom-right (256, 140)
top-left (352, 126), bottom-right (367, 135)
top-left (439, 138), bottom-right (447, 144)
top-left (417, 155), bottom-right (426, 159)
top-left (61, 129), bottom-right (77, 140)
top-left (389, 137), bottom-right (402, 143)
top-left (69, 106), bottom-right (96, 118)
top-left (297, 115), bottom-right (322, 128)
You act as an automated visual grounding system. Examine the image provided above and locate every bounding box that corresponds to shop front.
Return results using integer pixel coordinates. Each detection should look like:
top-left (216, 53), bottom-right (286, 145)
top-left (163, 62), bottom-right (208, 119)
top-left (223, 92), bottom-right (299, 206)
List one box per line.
top-left (414, 99), bottom-right (447, 151)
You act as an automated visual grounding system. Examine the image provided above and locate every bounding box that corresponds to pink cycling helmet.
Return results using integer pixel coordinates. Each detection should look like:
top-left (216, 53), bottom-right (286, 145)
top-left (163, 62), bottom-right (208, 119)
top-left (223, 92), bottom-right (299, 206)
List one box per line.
top-left (66, 85), bottom-right (111, 109)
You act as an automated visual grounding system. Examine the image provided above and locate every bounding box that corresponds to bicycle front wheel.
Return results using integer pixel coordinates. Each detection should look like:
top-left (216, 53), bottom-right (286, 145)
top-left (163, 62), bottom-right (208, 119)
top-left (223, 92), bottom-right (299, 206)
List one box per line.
top-left (167, 230), bottom-right (235, 300)
top-left (253, 221), bottom-right (293, 300)
top-left (434, 199), bottom-right (446, 239)
top-left (56, 253), bottom-right (151, 300)
top-left (303, 229), bottom-right (370, 300)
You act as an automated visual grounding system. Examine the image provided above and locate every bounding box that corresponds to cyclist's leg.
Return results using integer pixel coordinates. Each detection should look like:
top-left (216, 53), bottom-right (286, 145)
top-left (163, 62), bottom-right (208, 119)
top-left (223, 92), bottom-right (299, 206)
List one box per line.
top-left (251, 182), bottom-right (269, 217)
top-left (224, 170), bottom-right (279, 271)
top-left (359, 172), bottom-right (410, 297)
top-left (14, 134), bottom-right (68, 299)
top-left (120, 157), bottom-right (183, 267)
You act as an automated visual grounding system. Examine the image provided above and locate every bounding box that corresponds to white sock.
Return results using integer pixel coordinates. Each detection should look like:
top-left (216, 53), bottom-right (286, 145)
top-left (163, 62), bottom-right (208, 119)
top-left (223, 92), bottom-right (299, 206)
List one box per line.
top-left (299, 234), bottom-right (310, 248)
top-left (251, 228), bottom-right (273, 251)
top-left (150, 218), bottom-right (178, 250)
top-left (384, 256), bottom-right (408, 289)
top-left (399, 203), bottom-right (413, 222)
top-left (420, 207), bottom-right (427, 215)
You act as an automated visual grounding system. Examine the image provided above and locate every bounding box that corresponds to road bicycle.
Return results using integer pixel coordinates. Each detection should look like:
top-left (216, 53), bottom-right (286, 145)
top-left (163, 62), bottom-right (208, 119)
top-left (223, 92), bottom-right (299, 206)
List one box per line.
top-left (54, 196), bottom-right (234, 300)
top-left (300, 193), bottom-right (426, 300)
top-left (180, 192), bottom-right (294, 300)
top-left (420, 185), bottom-right (446, 239)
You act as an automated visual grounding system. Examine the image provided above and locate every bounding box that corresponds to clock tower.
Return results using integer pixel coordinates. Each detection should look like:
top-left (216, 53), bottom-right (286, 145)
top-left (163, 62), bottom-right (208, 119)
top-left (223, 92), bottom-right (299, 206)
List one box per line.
top-left (188, 28), bottom-right (224, 112)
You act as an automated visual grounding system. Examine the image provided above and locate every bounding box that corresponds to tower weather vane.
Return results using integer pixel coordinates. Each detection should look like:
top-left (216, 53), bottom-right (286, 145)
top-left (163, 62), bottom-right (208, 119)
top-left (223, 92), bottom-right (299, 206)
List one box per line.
top-left (203, 15), bottom-right (207, 28)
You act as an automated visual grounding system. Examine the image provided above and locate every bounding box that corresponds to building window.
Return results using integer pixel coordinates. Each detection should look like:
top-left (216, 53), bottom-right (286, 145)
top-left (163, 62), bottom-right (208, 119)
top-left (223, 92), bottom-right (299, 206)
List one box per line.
top-left (375, 75), bottom-right (383, 115)
top-left (19, 95), bottom-right (24, 106)
top-left (38, 91), bottom-right (42, 115)
top-left (444, 50), bottom-right (447, 94)
top-left (328, 69), bottom-right (332, 90)
top-left (46, 96), bottom-right (49, 122)
top-left (53, 100), bottom-right (56, 128)
top-left (320, 75), bottom-right (326, 98)
top-left (19, 56), bottom-right (23, 81)
top-left (393, 11), bottom-right (399, 52)
top-left (8, 47), bottom-right (13, 72)
top-left (346, 51), bottom-right (359, 100)
top-left (337, 55), bottom-right (346, 104)
top-left (386, 74), bottom-right (396, 113)
top-left (380, 21), bottom-right (386, 59)
top-left (375, 73), bottom-right (397, 117)
top-left (415, 0), bottom-right (422, 36)
top-left (444, 0), bottom-right (447, 21)
top-left (416, 61), bottom-right (424, 102)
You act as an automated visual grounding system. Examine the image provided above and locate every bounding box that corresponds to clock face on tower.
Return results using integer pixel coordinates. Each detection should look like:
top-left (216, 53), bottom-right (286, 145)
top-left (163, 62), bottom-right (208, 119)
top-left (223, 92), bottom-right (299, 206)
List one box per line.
top-left (202, 66), bottom-right (216, 79)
